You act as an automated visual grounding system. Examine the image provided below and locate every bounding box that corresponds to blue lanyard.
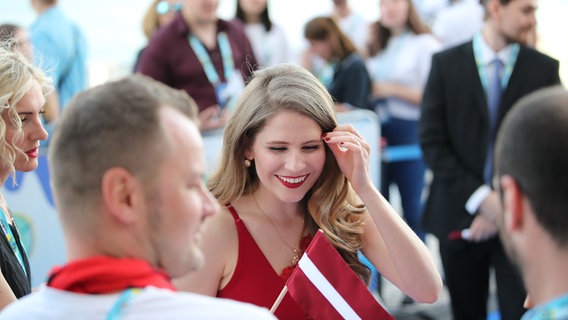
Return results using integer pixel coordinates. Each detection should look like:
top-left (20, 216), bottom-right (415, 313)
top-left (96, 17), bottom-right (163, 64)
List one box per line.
top-left (473, 33), bottom-right (519, 94)
top-left (522, 294), bottom-right (568, 320)
top-left (372, 31), bottom-right (410, 81)
top-left (188, 32), bottom-right (234, 85)
top-left (317, 62), bottom-right (336, 89)
top-left (106, 288), bottom-right (142, 320)
top-left (0, 208), bottom-right (26, 276)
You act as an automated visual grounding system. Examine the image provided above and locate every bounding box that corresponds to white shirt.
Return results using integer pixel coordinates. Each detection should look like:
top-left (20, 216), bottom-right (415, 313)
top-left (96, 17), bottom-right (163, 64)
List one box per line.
top-left (244, 23), bottom-right (292, 67)
top-left (476, 32), bottom-right (515, 84)
top-left (366, 32), bottom-right (441, 120)
top-left (337, 10), bottom-right (369, 52)
top-left (413, 0), bottom-right (449, 25)
top-left (0, 286), bottom-right (277, 320)
top-left (432, 0), bottom-right (484, 49)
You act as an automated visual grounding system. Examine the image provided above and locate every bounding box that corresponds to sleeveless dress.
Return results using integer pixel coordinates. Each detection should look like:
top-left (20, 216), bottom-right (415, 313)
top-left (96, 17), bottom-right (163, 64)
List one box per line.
top-left (218, 205), bottom-right (312, 320)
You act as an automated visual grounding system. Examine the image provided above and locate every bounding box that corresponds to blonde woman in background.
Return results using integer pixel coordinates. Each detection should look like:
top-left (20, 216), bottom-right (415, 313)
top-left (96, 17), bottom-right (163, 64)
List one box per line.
top-left (0, 42), bottom-right (50, 310)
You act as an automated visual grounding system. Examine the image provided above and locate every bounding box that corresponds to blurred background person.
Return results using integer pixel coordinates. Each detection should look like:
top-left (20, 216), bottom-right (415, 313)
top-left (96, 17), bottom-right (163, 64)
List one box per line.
top-left (29, 0), bottom-right (87, 124)
top-left (235, 0), bottom-right (292, 68)
top-left (304, 16), bottom-right (371, 112)
top-left (0, 24), bottom-right (33, 61)
top-left (366, 0), bottom-right (440, 242)
top-left (431, 0), bottom-right (484, 49)
top-left (366, 0), bottom-right (440, 303)
top-left (301, 0), bottom-right (369, 87)
top-left (0, 43), bottom-right (50, 310)
top-left (331, 0), bottom-right (369, 53)
top-left (411, 0), bottom-right (448, 26)
top-left (137, 0), bottom-right (258, 132)
top-left (133, 0), bottom-right (182, 71)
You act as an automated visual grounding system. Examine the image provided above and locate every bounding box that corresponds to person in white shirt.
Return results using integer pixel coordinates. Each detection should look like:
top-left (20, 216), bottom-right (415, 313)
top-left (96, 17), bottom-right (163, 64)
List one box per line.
top-left (331, 0), bottom-right (369, 53)
top-left (366, 0), bottom-right (441, 304)
top-left (431, 0), bottom-right (484, 48)
top-left (235, 0), bottom-right (293, 67)
top-left (412, 0), bottom-right (448, 25)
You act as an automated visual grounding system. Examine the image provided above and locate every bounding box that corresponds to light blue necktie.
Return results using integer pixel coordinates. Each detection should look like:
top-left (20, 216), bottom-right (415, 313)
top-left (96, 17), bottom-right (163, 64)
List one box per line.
top-left (484, 58), bottom-right (503, 184)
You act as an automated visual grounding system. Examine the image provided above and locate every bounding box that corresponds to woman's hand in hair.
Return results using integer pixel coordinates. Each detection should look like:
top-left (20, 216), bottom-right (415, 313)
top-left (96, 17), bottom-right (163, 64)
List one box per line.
top-left (323, 124), bottom-right (372, 193)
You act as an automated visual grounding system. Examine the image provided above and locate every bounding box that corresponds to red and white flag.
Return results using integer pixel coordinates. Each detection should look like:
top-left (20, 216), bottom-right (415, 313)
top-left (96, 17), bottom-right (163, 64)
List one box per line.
top-left (279, 230), bottom-right (394, 320)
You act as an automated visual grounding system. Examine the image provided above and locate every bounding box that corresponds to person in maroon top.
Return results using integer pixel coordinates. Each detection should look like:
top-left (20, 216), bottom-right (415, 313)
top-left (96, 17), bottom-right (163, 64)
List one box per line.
top-left (137, 0), bottom-right (258, 132)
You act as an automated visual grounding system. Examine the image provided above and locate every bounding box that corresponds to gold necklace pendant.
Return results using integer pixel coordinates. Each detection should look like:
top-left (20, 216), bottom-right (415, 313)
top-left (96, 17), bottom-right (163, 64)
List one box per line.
top-left (252, 194), bottom-right (304, 266)
top-left (292, 249), bottom-right (300, 266)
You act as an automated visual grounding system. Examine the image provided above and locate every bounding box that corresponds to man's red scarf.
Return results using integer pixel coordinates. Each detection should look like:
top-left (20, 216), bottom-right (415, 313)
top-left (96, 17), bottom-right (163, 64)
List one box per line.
top-left (47, 256), bottom-right (176, 294)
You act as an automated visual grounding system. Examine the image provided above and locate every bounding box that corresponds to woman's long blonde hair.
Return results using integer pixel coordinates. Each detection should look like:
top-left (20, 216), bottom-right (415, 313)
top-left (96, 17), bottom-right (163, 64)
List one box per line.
top-left (208, 64), bottom-right (370, 282)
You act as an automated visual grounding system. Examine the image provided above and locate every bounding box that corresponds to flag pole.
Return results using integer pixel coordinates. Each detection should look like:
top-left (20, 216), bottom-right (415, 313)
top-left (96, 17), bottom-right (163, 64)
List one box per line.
top-left (270, 285), bottom-right (288, 314)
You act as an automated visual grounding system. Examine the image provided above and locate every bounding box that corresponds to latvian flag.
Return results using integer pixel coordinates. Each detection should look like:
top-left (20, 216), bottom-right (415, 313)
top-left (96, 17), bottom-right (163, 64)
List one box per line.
top-left (285, 230), bottom-right (394, 319)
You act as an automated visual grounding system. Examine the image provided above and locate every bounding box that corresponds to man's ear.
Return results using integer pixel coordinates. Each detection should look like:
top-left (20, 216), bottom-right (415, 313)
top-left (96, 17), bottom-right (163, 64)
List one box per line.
top-left (100, 167), bottom-right (143, 225)
top-left (485, 0), bottom-right (501, 19)
top-left (500, 175), bottom-right (525, 231)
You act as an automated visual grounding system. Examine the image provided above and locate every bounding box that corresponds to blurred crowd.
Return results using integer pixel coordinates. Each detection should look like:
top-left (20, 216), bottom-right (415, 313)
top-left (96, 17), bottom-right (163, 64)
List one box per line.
top-left (0, 1), bottom-right (564, 319)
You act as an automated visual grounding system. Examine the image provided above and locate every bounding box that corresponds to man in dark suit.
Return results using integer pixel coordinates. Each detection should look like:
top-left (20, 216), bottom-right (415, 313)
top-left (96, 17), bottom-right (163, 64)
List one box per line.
top-left (419, 0), bottom-right (561, 319)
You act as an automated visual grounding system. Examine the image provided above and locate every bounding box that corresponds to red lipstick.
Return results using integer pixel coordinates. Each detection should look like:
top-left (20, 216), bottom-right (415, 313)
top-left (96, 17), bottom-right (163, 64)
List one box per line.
top-left (25, 148), bottom-right (39, 159)
top-left (277, 175), bottom-right (308, 189)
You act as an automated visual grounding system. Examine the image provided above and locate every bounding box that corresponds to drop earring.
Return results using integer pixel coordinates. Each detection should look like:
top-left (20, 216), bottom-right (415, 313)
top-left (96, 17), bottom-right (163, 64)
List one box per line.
top-left (244, 159), bottom-right (251, 167)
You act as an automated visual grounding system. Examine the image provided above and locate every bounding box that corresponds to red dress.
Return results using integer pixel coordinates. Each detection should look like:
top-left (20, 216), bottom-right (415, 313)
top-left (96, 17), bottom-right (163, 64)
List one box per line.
top-left (218, 205), bottom-right (312, 320)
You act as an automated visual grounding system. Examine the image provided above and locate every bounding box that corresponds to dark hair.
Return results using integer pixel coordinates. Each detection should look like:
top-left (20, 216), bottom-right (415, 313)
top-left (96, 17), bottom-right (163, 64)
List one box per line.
top-left (368, 0), bottom-right (430, 56)
top-left (304, 16), bottom-right (356, 61)
top-left (479, 0), bottom-right (515, 19)
top-left (235, 0), bottom-right (272, 32)
top-left (495, 86), bottom-right (568, 248)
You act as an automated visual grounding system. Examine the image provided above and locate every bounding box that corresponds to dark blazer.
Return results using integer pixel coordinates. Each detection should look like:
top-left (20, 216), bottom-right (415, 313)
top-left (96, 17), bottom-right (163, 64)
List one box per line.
top-left (419, 41), bottom-right (560, 239)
